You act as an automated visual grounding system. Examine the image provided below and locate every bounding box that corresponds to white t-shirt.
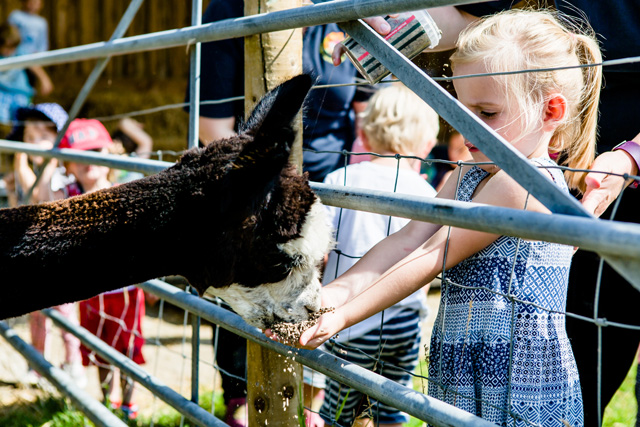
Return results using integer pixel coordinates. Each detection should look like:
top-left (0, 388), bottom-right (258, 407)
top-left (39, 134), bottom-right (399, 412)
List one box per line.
top-left (323, 161), bottom-right (436, 342)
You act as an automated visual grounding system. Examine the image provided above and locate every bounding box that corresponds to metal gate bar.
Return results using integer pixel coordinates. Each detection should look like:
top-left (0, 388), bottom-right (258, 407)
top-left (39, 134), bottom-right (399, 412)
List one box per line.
top-left (138, 279), bottom-right (497, 427)
top-left (0, 0), bottom-right (482, 72)
top-left (41, 308), bottom-right (227, 427)
top-left (0, 321), bottom-right (128, 427)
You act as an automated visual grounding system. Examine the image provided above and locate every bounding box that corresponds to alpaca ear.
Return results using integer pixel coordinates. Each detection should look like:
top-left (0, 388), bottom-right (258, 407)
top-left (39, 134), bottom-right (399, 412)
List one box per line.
top-left (233, 74), bottom-right (313, 169)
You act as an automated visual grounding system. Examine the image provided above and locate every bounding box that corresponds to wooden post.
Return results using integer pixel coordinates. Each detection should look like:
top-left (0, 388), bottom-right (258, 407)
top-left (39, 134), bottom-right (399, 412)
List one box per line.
top-left (244, 0), bottom-right (304, 426)
top-left (244, 0), bottom-right (304, 171)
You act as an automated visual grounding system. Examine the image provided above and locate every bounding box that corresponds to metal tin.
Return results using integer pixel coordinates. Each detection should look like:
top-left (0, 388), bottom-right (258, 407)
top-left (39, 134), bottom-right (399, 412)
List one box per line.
top-left (341, 10), bottom-right (441, 84)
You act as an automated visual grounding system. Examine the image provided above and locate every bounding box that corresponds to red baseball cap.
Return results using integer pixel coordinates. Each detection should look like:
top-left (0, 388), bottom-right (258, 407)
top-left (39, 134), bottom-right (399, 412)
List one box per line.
top-left (59, 119), bottom-right (113, 150)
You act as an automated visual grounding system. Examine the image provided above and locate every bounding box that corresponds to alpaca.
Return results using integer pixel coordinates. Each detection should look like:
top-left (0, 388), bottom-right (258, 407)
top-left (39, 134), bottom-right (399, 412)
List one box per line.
top-left (0, 74), bottom-right (333, 329)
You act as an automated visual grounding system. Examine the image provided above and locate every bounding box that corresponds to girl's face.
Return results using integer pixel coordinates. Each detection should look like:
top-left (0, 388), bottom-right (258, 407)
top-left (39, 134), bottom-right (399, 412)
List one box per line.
top-left (66, 148), bottom-right (110, 190)
top-left (23, 121), bottom-right (57, 165)
top-left (24, 0), bottom-right (43, 14)
top-left (452, 61), bottom-right (548, 170)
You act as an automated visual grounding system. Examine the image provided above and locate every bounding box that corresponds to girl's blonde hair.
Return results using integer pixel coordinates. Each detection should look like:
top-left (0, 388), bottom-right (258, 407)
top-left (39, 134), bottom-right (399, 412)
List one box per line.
top-left (450, 9), bottom-right (602, 193)
top-left (360, 83), bottom-right (439, 157)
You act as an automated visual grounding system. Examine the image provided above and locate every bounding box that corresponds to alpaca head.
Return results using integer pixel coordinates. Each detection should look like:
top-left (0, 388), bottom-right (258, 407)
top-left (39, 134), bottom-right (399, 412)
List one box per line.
top-left (187, 74), bottom-right (333, 329)
top-left (205, 198), bottom-right (332, 329)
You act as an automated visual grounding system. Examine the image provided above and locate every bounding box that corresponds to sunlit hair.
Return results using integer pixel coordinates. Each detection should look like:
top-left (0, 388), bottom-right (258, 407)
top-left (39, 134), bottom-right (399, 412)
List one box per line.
top-left (450, 9), bottom-right (602, 193)
top-left (360, 83), bottom-right (439, 157)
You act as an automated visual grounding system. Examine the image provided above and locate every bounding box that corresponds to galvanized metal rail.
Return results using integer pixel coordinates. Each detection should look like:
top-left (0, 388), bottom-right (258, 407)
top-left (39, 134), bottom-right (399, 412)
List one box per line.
top-left (137, 279), bottom-right (497, 427)
top-left (42, 307), bottom-right (227, 427)
top-left (0, 321), bottom-right (128, 427)
top-left (0, 0), bottom-right (480, 72)
top-left (1, 138), bottom-right (637, 263)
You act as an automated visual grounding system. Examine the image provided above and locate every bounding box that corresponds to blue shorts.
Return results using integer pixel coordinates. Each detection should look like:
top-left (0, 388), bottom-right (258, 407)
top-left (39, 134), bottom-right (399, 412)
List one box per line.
top-left (319, 309), bottom-right (422, 426)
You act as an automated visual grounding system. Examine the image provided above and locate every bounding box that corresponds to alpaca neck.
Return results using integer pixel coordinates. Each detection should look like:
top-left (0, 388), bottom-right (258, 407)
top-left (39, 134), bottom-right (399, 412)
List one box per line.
top-left (0, 172), bottom-right (190, 319)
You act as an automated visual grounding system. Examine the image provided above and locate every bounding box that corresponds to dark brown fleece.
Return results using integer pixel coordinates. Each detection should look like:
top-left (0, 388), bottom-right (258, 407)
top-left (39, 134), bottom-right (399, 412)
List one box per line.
top-left (0, 74), bottom-right (317, 319)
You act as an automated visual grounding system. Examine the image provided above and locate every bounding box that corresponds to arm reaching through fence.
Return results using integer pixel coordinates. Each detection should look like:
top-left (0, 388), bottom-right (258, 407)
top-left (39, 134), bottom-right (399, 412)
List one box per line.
top-left (299, 168), bottom-right (546, 349)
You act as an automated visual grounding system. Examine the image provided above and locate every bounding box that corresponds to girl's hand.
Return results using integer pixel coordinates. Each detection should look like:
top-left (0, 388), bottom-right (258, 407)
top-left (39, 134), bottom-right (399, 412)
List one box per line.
top-left (264, 286), bottom-right (344, 345)
top-left (299, 309), bottom-right (345, 349)
top-left (582, 149), bottom-right (636, 217)
top-left (332, 16), bottom-right (393, 66)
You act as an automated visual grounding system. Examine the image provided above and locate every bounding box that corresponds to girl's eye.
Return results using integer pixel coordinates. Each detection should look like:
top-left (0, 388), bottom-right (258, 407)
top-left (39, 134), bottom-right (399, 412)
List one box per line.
top-left (480, 111), bottom-right (497, 118)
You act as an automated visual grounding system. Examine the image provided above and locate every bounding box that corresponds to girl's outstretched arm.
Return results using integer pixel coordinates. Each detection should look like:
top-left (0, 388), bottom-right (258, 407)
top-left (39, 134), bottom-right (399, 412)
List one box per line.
top-left (318, 167), bottom-right (465, 311)
top-left (301, 169), bottom-right (545, 349)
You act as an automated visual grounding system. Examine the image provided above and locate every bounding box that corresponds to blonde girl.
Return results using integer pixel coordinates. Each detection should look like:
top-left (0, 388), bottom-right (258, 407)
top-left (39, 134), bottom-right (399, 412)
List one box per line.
top-left (297, 9), bottom-right (602, 426)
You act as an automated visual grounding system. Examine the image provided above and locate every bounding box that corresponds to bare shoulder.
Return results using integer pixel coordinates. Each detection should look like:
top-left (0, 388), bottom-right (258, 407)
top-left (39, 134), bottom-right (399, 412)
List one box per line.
top-left (474, 170), bottom-right (550, 214)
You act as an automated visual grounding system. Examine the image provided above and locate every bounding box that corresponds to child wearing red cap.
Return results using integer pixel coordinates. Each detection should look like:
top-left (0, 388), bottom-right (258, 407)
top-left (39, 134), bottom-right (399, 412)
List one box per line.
top-left (54, 119), bottom-right (114, 197)
top-left (7, 104), bottom-right (88, 391)
top-left (57, 119), bottom-right (146, 420)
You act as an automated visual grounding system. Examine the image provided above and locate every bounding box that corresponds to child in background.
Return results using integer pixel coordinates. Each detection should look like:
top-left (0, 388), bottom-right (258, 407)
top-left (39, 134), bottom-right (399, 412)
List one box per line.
top-left (8, 0), bottom-right (49, 55)
top-left (3, 103), bottom-right (87, 389)
top-left (56, 119), bottom-right (146, 421)
top-left (315, 83), bottom-right (438, 427)
top-left (111, 118), bottom-right (153, 160)
top-left (109, 117), bottom-right (153, 184)
top-left (0, 22), bottom-right (52, 125)
top-left (7, 0), bottom-right (53, 98)
top-left (8, 103), bottom-right (67, 205)
top-left (0, 23), bottom-right (34, 125)
top-left (300, 9), bottom-right (602, 426)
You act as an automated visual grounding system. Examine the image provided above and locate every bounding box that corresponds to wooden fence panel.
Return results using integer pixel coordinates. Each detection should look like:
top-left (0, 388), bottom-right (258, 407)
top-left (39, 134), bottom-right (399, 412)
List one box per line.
top-left (0, 1), bottom-right (200, 80)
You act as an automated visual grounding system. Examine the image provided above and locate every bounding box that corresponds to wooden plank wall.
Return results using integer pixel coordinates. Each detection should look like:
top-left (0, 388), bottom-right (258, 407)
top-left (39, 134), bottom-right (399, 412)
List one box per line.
top-left (0, 0), bottom-right (196, 80)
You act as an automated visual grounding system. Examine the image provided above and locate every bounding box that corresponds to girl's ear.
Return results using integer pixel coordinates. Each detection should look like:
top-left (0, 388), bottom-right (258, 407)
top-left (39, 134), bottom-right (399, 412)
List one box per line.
top-left (543, 94), bottom-right (567, 131)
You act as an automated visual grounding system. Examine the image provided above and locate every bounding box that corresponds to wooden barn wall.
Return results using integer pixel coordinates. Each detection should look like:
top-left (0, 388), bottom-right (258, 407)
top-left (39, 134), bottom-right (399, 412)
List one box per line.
top-left (0, 1), bottom-right (200, 81)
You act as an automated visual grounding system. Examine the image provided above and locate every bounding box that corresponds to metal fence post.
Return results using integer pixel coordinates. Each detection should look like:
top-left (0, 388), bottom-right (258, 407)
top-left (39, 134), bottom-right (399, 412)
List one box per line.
top-left (190, 286), bottom-right (201, 406)
top-left (187, 0), bottom-right (203, 150)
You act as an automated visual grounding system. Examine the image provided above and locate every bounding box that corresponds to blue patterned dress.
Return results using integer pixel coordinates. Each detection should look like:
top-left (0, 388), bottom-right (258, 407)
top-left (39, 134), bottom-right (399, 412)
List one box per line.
top-left (428, 159), bottom-right (583, 427)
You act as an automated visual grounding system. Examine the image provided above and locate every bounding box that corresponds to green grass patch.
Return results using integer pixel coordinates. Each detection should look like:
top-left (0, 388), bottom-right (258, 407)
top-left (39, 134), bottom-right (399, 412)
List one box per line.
top-left (603, 362), bottom-right (638, 427)
top-left (0, 396), bottom-right (91, 427)
top-left (135, 391), bottom-right (226, 427)
top-left (0, 390), bottom-right (226, 427)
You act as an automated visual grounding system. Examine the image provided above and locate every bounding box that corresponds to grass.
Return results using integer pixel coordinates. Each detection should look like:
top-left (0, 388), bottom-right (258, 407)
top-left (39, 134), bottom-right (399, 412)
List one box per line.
top-left (603, 362), bottom-right (638, 427)
top-left (0, 396), bottom-right (89, 427)
top-left (0, 391), bottom-right (226, 427)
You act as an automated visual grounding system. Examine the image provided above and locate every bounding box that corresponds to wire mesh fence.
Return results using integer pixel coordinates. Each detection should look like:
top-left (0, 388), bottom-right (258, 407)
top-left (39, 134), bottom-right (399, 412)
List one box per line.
top-left (0, 143), bottom-right (638, 426)
top-left (0, 0), bottom-right (639, 426)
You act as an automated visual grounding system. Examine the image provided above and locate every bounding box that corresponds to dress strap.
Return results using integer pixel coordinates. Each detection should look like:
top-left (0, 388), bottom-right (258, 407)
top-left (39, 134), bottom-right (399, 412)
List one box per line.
top-left (529, 157), bottom-right (569, 192)
top-left (456, 166), bottom-right (490, 203)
